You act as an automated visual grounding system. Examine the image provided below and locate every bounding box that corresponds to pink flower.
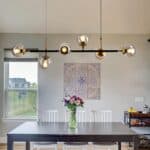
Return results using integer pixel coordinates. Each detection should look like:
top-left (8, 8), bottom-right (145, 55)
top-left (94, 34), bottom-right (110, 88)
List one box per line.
top-left (70, 98), bottom-right (75, 104)
top-left (63, 95), bottom-right (84, 107)
top-left (75, 100), bottom-right (81, 105)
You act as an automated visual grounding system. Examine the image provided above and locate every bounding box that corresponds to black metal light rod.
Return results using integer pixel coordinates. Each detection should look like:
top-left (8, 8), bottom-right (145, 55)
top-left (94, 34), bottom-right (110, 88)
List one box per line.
top-left (4, 48), bottom-right (39, 51)
top-left (4, 48), bottom-right (122, 53)
top-left (71, 50), bottom-right (122, 53)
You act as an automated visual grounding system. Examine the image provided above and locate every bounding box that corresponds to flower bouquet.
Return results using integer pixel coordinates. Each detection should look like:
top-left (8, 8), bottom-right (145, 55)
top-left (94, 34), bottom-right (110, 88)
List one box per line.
top-left (64, 95), bottom-right (84, 129)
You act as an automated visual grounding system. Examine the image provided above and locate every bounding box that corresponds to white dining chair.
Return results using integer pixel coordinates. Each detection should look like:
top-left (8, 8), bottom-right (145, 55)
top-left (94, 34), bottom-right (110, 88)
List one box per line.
top-left (96, 110), bottom-right (112, 122)
top-left (63, 110), bottom-right (88, 150)
top-left (40, 110), bottom-right (58, 122)
top-left (91, 110), bottom-right (117, 150)
top-left (64, 110), bottom-right (86, 123)
top-left (77, 110), bottom-right (87, 122)
top-left (31, 110), bottom-right (58, 150)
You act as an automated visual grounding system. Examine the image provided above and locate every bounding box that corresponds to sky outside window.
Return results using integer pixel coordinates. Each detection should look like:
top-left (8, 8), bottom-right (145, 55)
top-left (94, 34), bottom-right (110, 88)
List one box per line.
top-left (9, 62), bottom-right (38, 84)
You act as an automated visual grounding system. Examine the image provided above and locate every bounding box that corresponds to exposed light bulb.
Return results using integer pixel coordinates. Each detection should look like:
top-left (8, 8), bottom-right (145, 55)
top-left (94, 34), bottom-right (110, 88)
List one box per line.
top-left (126, 45), bottom-right (136, 56)
top-left (78, 35), bottom-right (88, 49)
top-left (59, 43), bottom-right (70, 55)
top-left (12, 44), bottom-right (26, 57)
top-left (78, 35), bottom-right (88, 43)
top-left (122, 45), bottom-right (136, 57)
top-left (39, 55), bottom-right (51, 69)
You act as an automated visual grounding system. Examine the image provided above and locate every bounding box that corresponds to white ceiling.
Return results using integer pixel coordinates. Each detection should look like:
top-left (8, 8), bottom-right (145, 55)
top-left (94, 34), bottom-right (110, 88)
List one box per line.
top-left (0, 0), bottom-right (150, 34)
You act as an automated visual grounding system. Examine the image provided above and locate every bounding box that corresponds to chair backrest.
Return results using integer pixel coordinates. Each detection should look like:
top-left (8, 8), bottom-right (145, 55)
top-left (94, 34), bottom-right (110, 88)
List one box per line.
top-left (64, 110), bottom-right (86, 122)
top-left (90, 110), bottom-right (112, 122)
top-left (64, 110), bottom-right (69, 122)
top-left (40, 110), bottom-right (58, 122)
top-left (76, 110), bottom-right (86, 122)
top-left (99, 110), bottom-right (112, 122)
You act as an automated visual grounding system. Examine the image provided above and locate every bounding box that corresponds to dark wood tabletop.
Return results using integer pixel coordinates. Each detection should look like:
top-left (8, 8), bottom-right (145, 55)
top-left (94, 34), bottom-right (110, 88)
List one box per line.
top-left (7, 121), bottom-right (139, 150)
top-left (9, 121), bottom-right (136, 135)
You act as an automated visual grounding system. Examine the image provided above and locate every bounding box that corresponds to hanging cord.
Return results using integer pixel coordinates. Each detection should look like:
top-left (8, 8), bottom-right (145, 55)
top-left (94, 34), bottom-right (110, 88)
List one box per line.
top-left (99, 0), bottom-right (103, 50)
top-left (44, 0), bottom-right (48, 56)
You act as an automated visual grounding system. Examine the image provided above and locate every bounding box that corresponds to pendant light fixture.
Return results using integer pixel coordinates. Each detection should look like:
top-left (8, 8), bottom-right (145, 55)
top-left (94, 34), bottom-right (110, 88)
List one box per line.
top-left (6, 0), bottom-right (136, 63)
top-left (59, 43), bottom-right (71, 55)
top-left (95, 0), bottom-right (105, 60)
top-left (95, 0), bottom-right (135, 60)
top-left (78, 35), bottom-right (88, 50)
top-left (39, 0), bottom-right (51, 69)
top-left (12, 43), bottom-right (26, 57)
top-left (122, 45), bottom-right (136, 57)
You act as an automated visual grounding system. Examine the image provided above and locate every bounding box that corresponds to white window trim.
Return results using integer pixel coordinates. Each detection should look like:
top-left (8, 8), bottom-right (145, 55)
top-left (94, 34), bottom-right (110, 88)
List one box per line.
top-left (3, 61), bottom-right (38, 120)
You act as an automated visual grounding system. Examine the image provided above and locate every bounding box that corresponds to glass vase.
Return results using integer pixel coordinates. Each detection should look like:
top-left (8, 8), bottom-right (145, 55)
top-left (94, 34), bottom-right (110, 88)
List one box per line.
top-left (68, 108), bottom-right (77, 129)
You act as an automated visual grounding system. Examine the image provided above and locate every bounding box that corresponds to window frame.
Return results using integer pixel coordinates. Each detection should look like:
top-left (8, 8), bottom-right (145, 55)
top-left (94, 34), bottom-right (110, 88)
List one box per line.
top-left (3, 58), bottom-right (38, 120)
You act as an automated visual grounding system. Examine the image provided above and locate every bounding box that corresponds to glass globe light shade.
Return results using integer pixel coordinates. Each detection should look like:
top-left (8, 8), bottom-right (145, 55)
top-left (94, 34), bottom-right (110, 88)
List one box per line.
top-left (59, 43), bottom-right (71, 55)
top-left (96, 49), bottom-right (106, 60)
top-left (39, 55), bottom-right (51, 69)
top-left (126, 45), bottom-right (136, 56)
top-left (78, 35), bottom-right (88, 48)
top-left (12, 44), bottom-right (26, 57)
top-left (122, 45), bottom-right (136, 57)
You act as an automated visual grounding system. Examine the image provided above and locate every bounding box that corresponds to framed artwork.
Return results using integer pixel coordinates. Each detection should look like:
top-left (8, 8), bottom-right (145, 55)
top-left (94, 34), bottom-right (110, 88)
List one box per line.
top-left (64, 63), bottom-right (100, 100)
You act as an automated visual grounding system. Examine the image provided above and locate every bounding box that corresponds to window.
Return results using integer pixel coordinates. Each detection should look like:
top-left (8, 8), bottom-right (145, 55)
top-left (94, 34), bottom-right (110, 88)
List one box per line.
top-left (4, 61), bottom-right (38, 119)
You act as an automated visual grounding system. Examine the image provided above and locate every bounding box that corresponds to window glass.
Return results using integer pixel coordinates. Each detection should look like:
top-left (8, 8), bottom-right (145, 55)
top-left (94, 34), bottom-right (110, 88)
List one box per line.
top-left (4, 62), bottom-right (38, 118)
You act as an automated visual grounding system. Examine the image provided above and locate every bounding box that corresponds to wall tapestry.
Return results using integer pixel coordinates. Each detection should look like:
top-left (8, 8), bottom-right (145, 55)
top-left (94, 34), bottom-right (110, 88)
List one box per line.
top-left (64, 63), bottom-right (100, 100)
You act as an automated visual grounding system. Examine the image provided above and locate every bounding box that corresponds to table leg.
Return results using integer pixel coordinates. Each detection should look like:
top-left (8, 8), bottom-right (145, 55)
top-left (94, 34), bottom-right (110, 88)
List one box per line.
top-left (7, 136), bottom-right (13, 150)
top-left (129, 142), bottom-right (132, 147)
top-left (133, 136), bottom-right (139, 150)
top-left (118, 142), bottom-right (121, 150)
top-left (26, 141), bottom-right (30, 150)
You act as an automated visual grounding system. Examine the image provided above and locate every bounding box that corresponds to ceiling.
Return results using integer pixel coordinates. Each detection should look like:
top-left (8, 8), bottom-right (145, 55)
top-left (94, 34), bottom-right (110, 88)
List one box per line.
top-left (0, 0), bottom-right (150, 34)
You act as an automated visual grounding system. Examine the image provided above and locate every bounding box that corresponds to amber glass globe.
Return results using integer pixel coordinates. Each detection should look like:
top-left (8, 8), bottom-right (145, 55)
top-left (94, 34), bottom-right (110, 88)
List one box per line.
top-left (96, 49), bottom-right (106, 60)
top-left (59, 43), bottom-right (70, 55)
top-left (39, 55), bottom-right (51, 69)
top-left (12, 44), bottom-right (26, 57)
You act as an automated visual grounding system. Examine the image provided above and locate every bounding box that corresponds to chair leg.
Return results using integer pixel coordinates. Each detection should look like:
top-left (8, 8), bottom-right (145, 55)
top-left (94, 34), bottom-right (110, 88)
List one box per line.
top-left (118, 142), bottom-right (121, 150)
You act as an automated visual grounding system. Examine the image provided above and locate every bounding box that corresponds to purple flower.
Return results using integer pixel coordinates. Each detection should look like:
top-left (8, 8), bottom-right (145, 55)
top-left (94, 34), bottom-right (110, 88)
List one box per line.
top-left (63, 95), bottom-right (84, 107)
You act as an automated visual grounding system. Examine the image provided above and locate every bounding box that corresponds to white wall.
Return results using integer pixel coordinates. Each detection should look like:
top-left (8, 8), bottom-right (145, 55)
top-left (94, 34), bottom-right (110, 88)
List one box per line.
top-left (0, 33), bottom-right (150, 123)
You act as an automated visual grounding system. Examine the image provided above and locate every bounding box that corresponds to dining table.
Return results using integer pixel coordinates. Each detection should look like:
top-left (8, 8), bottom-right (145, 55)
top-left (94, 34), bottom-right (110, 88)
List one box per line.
top-left (7, 121), bottom-right (139, 150)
